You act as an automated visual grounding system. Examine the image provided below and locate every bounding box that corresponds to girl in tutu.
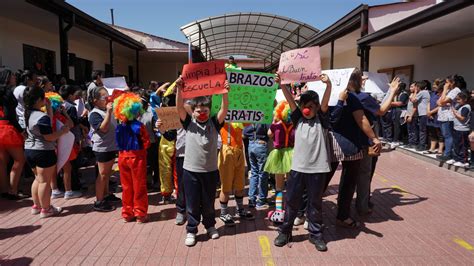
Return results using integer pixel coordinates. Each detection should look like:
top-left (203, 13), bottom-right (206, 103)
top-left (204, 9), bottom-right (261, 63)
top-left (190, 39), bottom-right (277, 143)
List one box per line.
top-left (0, 68), bottom-right (26, 200)
top-left (264, 101), bottom-right (295, 223)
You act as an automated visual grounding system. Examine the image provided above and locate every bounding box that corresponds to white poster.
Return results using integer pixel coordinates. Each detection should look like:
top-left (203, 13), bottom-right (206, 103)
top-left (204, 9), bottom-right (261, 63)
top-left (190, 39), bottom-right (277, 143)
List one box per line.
top-left (307, 68), bottom-right (355, 106)
top-left (363, 72), bottom-right (390, 94)
top-left (56, 120), bottom-right (75, 173)
top-left (102, 76), bottom-right (127, 95)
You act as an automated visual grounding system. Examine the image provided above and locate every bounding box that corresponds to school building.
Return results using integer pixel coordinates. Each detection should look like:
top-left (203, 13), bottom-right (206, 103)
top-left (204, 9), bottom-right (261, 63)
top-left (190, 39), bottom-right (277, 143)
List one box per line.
top-left (0, 0), bottom-right (192, 86)
top-left (181, 0), bottom-right (473, 86)
top-left (1, 0), bottom-right (472, 87)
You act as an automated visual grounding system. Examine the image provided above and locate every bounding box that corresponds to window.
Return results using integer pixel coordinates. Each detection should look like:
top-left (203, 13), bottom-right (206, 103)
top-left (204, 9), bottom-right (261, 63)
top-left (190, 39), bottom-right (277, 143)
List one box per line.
top-left (23, 44), bottom-right (56, 77)
top-left (74, 57), bottom-right (92, 85)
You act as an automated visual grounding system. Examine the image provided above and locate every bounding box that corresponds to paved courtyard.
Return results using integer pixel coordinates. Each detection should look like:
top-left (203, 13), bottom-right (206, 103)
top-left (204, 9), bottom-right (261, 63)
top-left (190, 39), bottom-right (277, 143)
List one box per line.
top-left (0, 150), bottom-right (473, 265)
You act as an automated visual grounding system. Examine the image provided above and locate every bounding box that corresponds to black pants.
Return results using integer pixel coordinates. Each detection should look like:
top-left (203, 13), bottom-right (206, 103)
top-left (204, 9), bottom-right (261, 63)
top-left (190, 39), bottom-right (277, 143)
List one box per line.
top-left (381, 111), bottom-right (393, 142)
top-left (418, 115), bottom-right (428, 148)
top-left (183, 169), bottom-right (218, 234)
top-left (279, 170), bottom-right (326, 239)
top-left (335, 160), bottom-right (361, 221)
top-left (297, 190), bottom-right (307, 218)
top-left (175, 157), bottom-right (185, 214)
top-left (453, 130), bottom-right (469, 163)
top-left (392, 109), bottom-right (407, 143)
top-left (146, 142), bottom-right (159, 184)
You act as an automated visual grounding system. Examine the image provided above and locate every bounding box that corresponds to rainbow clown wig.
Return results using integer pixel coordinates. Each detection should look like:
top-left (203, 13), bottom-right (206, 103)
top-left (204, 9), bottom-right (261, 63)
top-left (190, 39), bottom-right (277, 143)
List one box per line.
top-left (273, 101), bottom-right (291, 124)
top-left (113, 92), bottom-right (144, 123)
top-left (45, 92), bottom-right (64, 113)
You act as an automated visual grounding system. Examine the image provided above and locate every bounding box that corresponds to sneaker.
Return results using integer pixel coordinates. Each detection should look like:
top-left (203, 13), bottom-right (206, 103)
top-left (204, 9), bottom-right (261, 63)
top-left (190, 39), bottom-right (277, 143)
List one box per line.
top-left (309, 236), bottom-right (328, 252)
top-left (31, 205), bottom-right (41, 215)
top-left (93, 200), bottom-right (116, 212)
top-left (255, 203), bottom-right (269, 210)
top-left (136, 215), bottom-right (149, 224)
top-left (104, 194), bottom-right (121, 203)
top-left (453, 161), bottom-right (467, 167)
top-left (51, 190), bottom-right (64, 199)
top-left (236, 209), bottom-right (255, 220)
top-left (64, 191), bottom-right (82, 200)
top-left (274, 232), bottom-right (292, 247)
top-left (294, 216), bottom-right (306, 226)
top-left (248, 200), bottom-right (256, 209)
top-left (185, 233), bottom-right (196, 246)
top-left (303, 220), bottom-right (309, 230)
top-left (163, 195), bottom-right (176, 204)
top-left (206, 227), bottom-right (219, 239)
top-left (40, 205), bottom-right (63, 218)
top-left (220, 213), bottom-right (235, 226)
top-left (446, 159), bottom-right (456, 165)
top-left (175, 212), bottom-right (186, 225)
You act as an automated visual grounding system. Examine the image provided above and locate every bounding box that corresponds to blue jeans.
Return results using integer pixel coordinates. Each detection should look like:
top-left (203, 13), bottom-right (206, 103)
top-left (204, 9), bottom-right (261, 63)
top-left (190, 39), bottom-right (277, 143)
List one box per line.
top-left (248, 141), bottom-right (269, 205)
top-left (440, 121), bottom-right (454, 158)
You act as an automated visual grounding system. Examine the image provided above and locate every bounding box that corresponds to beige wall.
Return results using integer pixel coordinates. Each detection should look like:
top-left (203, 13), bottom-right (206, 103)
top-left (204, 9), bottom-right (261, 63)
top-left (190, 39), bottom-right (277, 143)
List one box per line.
top-left (369, 37), bottom-right (474, 87)
top-left (324, 37), bottom-right (474, 87)
top-left (0, 4), bottom-right (60, 72)
top-left (0, 0), bottom-right (136, 83)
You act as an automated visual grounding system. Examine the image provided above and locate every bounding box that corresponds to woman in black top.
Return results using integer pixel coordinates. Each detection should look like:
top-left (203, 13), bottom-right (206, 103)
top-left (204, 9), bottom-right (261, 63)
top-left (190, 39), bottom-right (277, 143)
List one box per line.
top-left (0, 68), bottom-right (26, 200)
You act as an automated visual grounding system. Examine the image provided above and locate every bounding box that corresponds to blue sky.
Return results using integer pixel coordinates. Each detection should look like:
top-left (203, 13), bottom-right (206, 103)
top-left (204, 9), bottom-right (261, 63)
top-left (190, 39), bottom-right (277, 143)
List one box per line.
top-left (67, 0), bottom-right (395, 42)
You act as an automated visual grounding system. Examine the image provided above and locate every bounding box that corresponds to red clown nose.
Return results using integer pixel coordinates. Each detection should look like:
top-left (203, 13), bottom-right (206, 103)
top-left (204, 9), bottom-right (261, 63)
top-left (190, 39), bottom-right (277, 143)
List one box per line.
top-left (302, 108), bottom-right (311, 116)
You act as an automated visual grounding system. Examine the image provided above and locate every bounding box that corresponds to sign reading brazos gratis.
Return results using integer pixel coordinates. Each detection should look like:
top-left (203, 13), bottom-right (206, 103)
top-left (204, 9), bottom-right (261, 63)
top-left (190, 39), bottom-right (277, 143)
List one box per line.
top-left (212, 69), bottom-right (278, 124)
top-left (278, 46), bottom-right (321, 84)
top-left (181, 60), bottom-right (227, 98)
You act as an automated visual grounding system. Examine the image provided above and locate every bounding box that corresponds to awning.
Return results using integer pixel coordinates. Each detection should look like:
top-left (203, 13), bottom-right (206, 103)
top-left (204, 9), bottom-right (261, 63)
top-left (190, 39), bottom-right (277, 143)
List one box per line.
top-left (358, 0), bottom-right (474, 47)
top-left (181, 13), bottom-right (319, 67)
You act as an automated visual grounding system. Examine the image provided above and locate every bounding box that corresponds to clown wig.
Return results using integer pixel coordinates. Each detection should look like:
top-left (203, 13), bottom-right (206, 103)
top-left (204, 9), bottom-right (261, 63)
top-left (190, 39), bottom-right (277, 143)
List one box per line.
top-left (45, 92), bottom-right (64, 113)
top-left (113, 92), bottom-right (144, 123)
top-left (273, 101), bottom-right (291, 124)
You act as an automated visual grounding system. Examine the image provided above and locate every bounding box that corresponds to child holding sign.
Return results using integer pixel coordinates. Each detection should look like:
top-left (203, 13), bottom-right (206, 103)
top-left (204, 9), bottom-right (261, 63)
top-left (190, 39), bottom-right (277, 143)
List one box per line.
top-left (273, 73), bottom-right (332, 252)
top-left (264, 101), bottom-right (295, 224)
top-left (114, 93), bottom-right (150, 223)
top-left (176, 77), bottom-right (229, 247)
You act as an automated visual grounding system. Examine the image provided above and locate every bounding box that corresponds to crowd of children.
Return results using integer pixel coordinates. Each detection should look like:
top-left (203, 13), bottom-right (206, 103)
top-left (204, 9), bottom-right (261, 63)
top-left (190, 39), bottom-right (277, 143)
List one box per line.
top-left (376, 75), bottom-right (472, 168)
top-left (0, 64), bottom-right (471, 251)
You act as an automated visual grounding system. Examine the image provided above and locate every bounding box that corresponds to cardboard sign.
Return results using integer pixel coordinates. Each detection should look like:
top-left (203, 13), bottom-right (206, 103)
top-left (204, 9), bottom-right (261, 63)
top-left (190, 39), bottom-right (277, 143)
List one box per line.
top-left (278, 46), bottom-right (321, 84)
top-left (181, 60), bottom-right (227, 98)
top-left (211, 69), bottom-right (278, 124)
top-left (155, 107), bottom-right (182, 131)
top-left (363, 72), bottom-right (390, 94)
top-left (307, 68), bottom-right (355, 106)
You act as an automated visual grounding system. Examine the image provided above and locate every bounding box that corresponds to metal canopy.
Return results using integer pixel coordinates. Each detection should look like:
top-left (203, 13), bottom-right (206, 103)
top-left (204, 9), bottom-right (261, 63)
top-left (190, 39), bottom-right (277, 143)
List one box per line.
top-left (181, 13), bottom-right (319, 65)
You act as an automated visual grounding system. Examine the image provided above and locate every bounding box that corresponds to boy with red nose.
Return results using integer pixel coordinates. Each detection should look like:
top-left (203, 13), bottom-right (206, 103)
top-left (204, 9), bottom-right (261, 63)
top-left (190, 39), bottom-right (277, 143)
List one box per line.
top-left (176, 77), bottom-right (230, 247)
top-left (273, 73), bottom-right (332, 252)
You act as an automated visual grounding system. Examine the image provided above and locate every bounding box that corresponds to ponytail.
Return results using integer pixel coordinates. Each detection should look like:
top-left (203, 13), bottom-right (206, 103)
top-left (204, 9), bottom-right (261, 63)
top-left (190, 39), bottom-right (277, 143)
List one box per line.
top-left (23, 86), bottom-right (45, 128)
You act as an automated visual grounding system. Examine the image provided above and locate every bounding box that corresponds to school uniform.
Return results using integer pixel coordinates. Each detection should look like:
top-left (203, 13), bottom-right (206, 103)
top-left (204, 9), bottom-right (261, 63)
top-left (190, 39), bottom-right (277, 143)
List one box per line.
top-left (279, 108), bottom-right (330, 241)
top-left (88, 107), bottom-right (118, 162)
top-left (181, 114), bottom-right (223, 234)
top-left (453, 104), bottom-right (471, 163)
top-left (24, 110), bottom-right (57, 168)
